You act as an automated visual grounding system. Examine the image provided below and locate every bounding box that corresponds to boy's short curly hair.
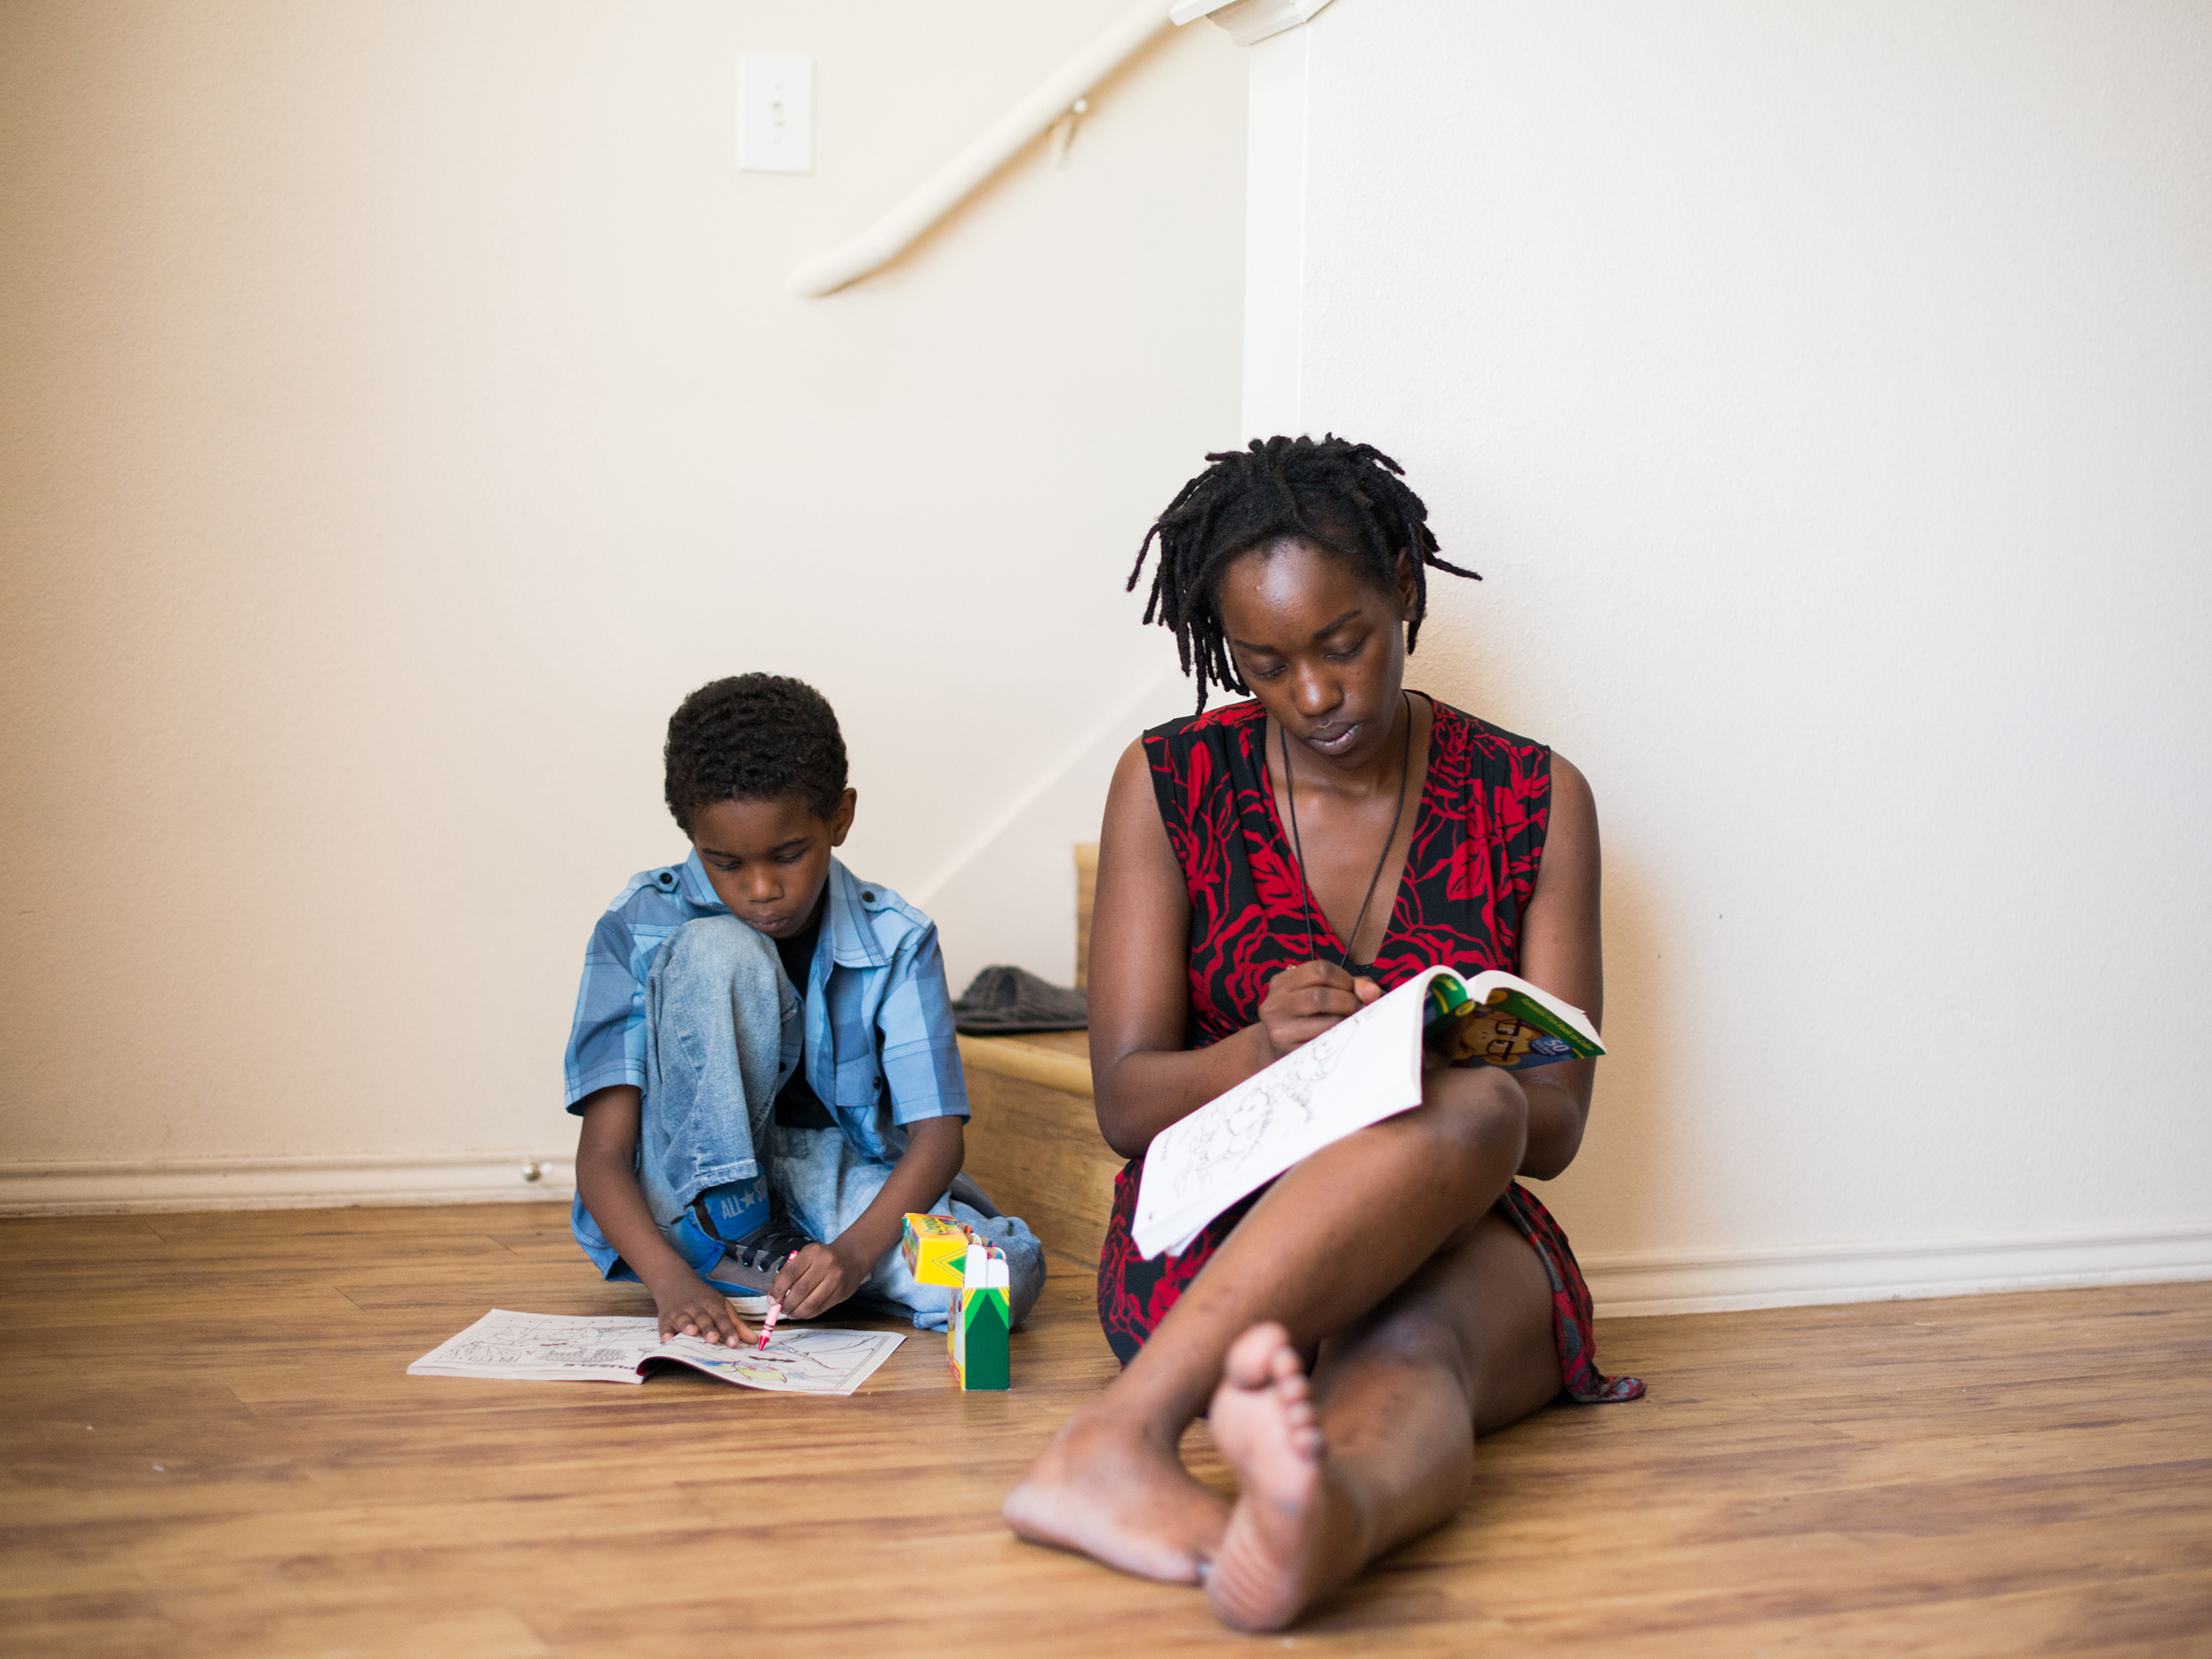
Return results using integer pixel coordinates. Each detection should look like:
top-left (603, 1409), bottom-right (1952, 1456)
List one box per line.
top-left (663, 674), bottom-right (848, 834)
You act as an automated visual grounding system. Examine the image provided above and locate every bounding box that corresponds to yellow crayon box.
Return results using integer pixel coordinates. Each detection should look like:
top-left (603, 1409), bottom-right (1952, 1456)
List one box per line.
top-left (900, 1213), bottom-right (972, 1290)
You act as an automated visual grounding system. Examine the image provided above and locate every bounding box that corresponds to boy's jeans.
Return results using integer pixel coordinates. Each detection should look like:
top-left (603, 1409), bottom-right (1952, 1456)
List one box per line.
top-left (571, 914), bottom-right (1044, 1332)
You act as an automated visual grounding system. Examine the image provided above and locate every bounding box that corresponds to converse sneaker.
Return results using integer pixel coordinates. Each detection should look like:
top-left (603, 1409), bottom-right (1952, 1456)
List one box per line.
top-left (701, 1208), bottom-right (818, 1303)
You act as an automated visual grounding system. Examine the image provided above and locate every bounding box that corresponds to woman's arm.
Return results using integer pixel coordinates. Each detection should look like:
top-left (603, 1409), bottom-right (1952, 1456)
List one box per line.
top-left (1512, 754), bottom-right (1604, 1180)
top-left (1088, 739), bottom-right (1377, 1159)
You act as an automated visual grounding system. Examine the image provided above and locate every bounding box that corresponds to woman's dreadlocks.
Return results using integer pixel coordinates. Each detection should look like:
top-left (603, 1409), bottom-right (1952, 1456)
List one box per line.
top-left (1126, 434), bottom-right (1481, 712)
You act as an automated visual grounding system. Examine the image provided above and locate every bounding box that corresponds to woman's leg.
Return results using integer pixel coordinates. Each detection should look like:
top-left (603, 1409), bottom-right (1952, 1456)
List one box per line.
top-left (1202, 1211), bottom-right (1561, 1630)
top-left (1003, 1063), bottom-right (1533, 1584)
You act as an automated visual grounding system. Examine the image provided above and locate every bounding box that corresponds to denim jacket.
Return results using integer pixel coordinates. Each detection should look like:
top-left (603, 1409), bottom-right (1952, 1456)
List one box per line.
top-left (562, 852), bottom-right (968, 1164)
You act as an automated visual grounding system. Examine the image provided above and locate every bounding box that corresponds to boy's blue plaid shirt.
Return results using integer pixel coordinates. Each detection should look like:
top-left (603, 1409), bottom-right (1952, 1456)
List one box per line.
top-left (562, 852), bottom-right (969, 1161)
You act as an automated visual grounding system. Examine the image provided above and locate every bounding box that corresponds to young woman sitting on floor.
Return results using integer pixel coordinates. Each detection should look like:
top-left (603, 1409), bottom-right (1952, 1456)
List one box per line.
top-left (1003, 435), bottom-right (1643, 1632)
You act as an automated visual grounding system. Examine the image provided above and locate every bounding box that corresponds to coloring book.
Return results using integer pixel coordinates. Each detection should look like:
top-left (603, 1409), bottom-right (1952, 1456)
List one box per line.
top-left (407, 1309), bottom-right (904, 1396)
top-left (1131, 967), bottom-right (1602, 1259)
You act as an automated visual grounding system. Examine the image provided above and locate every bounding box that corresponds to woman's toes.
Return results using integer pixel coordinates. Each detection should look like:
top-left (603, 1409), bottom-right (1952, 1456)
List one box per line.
top-left (1224, 1320), bottom-right (1292, 1387)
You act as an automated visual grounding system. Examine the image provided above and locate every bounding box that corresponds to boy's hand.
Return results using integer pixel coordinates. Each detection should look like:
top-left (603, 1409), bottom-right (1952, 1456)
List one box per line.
top-left (577, 1091), bottom-right (754, 1348)
top-left (648, 1271), bottom-right (756, 1348)
top-left (770, 1239), bottom-right (871, 1320)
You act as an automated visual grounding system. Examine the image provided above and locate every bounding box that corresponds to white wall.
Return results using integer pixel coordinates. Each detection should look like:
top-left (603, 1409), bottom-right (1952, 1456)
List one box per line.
top-left (0, 2), bottom-right (1244, 1207)
top-left (1250, 1), bottom-right (2212, 1308)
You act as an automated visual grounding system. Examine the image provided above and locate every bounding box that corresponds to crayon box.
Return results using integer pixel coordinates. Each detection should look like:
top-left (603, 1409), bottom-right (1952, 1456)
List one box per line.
top-left (900, 1213), bottom-right (972, 1289)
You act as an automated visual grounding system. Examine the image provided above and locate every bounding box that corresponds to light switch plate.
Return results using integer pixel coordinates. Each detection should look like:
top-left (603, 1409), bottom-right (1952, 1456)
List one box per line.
top-left (737, 55), bottom-right (812, 174)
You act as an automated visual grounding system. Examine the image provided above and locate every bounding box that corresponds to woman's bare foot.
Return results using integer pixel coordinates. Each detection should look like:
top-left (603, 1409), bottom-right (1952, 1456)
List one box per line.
top-left (1003, 1410), bottom-right (1231, 1584)
top-left (1202, 1322), bottom-right (1365, 1631)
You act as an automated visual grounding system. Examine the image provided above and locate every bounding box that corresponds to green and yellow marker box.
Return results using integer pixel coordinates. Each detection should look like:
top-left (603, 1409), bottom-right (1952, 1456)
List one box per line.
top-left (948, 1240), bottom-right (1011, 1391)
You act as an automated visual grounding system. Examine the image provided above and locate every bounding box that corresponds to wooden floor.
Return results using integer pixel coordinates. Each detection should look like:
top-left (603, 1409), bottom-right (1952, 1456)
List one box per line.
top-left (3, 1205), bottom-right (2207, 1657)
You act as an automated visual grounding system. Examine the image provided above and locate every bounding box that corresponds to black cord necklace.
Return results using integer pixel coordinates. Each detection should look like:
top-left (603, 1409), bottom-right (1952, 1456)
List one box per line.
top-left (1279, 690), bottom-right (1414, 969)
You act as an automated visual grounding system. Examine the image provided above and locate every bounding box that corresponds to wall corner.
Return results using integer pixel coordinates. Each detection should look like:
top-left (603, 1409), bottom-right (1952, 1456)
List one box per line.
top-left (1239, 23), bottom-right (1311, 440)
top-left (1173, 0), bottom-right (1336, 49)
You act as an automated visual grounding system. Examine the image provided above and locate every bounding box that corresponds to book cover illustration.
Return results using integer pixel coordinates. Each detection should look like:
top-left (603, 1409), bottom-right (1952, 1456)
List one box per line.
top-left (1421, 974), bottom-right (1605, 1068)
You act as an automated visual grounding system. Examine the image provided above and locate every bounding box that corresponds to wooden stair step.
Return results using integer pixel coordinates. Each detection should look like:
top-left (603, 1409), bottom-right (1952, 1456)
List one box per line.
top-left (957, 1030), bottom-right (1119, 1269)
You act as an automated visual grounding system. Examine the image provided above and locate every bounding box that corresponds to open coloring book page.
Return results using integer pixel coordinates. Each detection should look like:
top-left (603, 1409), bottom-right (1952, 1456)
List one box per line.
top-left (1132, 969), bottom-right (1453, 1258)
top-left (408, 1309), bottom-right (904, 1396)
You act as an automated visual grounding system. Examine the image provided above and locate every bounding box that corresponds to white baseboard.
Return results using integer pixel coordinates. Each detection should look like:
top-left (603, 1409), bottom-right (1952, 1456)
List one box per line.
top-left (0, 1151), bottom-right (577, 1216)
top-left (1583, 1220), bottom-right (2212, 1317)
top-left (8, 1160), bottom-right (2210, 1319)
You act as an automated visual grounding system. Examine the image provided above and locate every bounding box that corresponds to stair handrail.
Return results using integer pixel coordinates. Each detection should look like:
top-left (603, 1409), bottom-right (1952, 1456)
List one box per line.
top-left (785, 0), bottom-right (1177, 298)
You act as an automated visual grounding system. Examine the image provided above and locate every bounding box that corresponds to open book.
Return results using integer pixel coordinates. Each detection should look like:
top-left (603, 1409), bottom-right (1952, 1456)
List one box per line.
top-left (1132, 967), bottom-right (1602, 1259)
top-left (407, 1309), bottom-right (904, 1396)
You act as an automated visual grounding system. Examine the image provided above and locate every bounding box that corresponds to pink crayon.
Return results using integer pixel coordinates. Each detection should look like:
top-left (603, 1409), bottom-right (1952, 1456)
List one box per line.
top-left (755, 1251), bottom-right (798, 1351)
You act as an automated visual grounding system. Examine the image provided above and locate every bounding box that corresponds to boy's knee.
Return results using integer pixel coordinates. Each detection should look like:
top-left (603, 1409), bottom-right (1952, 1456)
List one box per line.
top-left (659, 914), bottom-right (778, 986)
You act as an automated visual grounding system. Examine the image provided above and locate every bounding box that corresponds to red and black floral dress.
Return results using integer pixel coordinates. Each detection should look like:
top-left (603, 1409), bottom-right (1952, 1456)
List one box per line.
top-left (1096, 695), bottom-right (1643, 1404)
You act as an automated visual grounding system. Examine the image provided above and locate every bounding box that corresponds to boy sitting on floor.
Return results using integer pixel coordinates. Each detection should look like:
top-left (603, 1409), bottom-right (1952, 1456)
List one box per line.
top-left (565, 673), bottom-right (1043, 1344)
